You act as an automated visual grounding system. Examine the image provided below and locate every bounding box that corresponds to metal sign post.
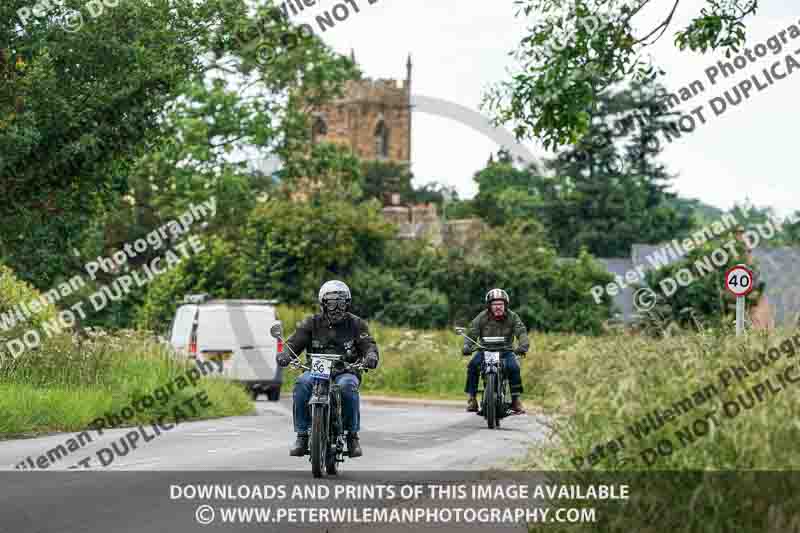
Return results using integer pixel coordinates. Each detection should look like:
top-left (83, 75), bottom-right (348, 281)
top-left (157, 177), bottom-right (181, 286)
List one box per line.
top-left (725, 264), bottom-right (754, 336)
top-left (735, 296), bottom-right (745, 336)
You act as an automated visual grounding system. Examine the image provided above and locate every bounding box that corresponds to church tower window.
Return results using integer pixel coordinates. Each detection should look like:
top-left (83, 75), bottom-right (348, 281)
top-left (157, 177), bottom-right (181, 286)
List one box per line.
top-left (312, 116), bottom-right (328, 144)
top-left (374, 120), bottom-right (389, 159)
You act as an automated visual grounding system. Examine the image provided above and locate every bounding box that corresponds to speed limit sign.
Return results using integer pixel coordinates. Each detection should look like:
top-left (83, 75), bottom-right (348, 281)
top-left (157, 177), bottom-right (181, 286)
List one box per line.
top-left (725, 264), bottom-right (754, 297)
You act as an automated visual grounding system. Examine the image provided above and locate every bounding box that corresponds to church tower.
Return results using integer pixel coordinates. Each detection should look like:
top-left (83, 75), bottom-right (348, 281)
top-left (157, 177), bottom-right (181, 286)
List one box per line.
top-left (308, 53), bottom-right (412, 171)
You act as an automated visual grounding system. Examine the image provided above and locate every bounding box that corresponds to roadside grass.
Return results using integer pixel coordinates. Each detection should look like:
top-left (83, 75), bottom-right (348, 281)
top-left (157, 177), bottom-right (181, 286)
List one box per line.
top-left (520, 324), bottom-right (800, 533)
top-left (521, 324), bottom-right (800, 470)
top-left (0, 330), bottom-right (253, 438)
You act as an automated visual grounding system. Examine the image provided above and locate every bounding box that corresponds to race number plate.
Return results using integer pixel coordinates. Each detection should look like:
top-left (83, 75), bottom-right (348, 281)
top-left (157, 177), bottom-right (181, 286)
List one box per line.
top-left (485, 351), bottom-right (500, 363)
top-left (310, 357), bottom-right (332, 379)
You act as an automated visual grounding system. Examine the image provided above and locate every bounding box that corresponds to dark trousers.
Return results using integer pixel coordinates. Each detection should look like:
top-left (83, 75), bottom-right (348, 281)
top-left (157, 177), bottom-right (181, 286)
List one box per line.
top-left (293, 372), bottom-right (360, 434)
top-left (465, 351), bottom-right (523, 396)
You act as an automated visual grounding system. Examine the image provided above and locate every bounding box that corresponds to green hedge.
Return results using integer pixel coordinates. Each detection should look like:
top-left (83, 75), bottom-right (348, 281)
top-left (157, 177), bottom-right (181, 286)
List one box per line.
top-left (134, 205), bottom-right (615, 334)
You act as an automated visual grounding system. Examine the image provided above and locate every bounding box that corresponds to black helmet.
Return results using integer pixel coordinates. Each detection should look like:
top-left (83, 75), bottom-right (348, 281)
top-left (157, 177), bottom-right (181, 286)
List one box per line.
top-left (318, 280), bottom-right (351, 324)
top-left (485, 288), bottom-right (509, 307)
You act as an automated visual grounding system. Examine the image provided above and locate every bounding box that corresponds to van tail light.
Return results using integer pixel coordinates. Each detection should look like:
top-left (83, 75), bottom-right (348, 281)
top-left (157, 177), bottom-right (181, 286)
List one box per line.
top-left (277, 339), bottom-right (283, 353)
top-left (188, 311), bottom-right (199, 357)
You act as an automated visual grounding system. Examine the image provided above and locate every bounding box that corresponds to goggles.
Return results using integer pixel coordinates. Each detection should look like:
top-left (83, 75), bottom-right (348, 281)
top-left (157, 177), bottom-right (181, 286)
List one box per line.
top-left (323, 298), bottom-right (348, 312)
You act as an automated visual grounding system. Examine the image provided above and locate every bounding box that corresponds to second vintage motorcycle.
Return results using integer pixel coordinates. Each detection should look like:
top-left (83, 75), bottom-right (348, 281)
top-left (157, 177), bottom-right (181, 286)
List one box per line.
top-left (455, 327), bottom-right (518, 429)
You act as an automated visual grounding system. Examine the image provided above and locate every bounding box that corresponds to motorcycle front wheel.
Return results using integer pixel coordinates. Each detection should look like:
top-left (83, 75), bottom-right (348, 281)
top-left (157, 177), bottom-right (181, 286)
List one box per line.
top-left (326, 393), bottom-right (341, 476)
top-left (485, 373), bottom-right (498, 429)
top-left (310, 404), bottom-right (328, 478)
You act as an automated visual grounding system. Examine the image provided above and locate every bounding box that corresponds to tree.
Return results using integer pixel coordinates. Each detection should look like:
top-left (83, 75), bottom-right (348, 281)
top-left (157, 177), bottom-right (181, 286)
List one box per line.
top-left (472, 149), bottom-right (545, 226)
top-left (349, 239), bottom-right (451, 329)
top-left (234, 199), bottom-right (396, 305)
top-left (667, 197), bottom-right (726, 227)
top-left (441, 221), bottom-right (614, 334)
top-left (360, 160), bottom-right (413, 203)
top-left (1, 0), bottom-right (226, 285)
top-left (541, 81), bottom-right (696, 257)
top-left (638, 231), bottom-right (756, 331)
top-left (134, 236), bottom-right (239, 332)
top-left (0, 0), bottom-right (357, 289)
top-left (484, 0), bottom-right (759, 149)
top-left (407, 182), bottom-right (458, 206)
top-left (785, 212), bottom-right (800, 245)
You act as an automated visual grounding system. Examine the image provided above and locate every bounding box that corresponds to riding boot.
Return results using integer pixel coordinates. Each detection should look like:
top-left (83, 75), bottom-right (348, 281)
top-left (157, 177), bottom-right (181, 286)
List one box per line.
top-left (290, 433), bottom-right (309, 456)
top-left (466, 397), bottom-right (478, 412)
top-left (347, 432), bottom-right (362, 458)
top-left (510, 397), bottom-right (526, 414)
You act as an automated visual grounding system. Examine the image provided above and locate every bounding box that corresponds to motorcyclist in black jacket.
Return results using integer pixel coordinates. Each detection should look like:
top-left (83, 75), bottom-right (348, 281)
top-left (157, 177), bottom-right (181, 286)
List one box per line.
top-left (276, 280), bottom-right (379, 457)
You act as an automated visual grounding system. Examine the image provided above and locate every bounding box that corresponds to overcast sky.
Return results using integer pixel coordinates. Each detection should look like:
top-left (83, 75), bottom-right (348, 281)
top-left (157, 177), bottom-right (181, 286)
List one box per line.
top-left (283, 0), bottom-right (799, 217)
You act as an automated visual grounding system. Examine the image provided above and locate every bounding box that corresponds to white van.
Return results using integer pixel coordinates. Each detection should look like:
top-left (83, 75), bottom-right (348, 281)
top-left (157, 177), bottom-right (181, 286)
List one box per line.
top-left (168, 295), bottom-right (284, 401)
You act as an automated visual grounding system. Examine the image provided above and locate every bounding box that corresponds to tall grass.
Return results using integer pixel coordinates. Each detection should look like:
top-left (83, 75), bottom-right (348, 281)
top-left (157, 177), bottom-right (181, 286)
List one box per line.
top-left (522, 324), bottom-right (800, 533)
top-left (0, 329), bottom-right (252, 437)
top-left (525, 324), bottom-right (800, 470)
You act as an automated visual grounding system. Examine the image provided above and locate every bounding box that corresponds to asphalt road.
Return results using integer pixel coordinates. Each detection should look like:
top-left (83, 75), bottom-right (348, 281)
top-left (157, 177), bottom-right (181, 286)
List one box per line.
top-left (0, 398), bottom-right (550, 533)
top-left (0, 397), bottom-right (548, 471)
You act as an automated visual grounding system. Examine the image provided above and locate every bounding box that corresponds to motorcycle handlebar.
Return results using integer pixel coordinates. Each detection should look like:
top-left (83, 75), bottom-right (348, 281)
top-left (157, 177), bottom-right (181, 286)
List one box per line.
top-left (287, 354), bottom-right (368, 373)
top-left (457, 331), bottom-right (521, 355)
top-left (277, 337), bottom-right (370, 372)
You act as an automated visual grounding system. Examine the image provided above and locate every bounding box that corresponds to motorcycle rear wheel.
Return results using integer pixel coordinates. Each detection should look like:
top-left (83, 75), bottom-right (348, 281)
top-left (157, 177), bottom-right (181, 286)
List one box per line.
top-left (325, 451), bottom-right (339, 475)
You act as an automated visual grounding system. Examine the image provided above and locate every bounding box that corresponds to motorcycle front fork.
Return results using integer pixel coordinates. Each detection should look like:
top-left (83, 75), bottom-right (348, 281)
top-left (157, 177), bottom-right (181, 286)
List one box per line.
top-left (310, 382), bottom-right (347, 462)
top-left (482, 368), bottom-right (508, 409)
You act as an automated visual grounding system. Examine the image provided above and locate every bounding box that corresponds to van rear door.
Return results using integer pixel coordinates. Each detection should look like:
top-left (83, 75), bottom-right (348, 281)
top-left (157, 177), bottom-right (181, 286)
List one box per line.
top-left (195, 305), bottom-right (278, 380)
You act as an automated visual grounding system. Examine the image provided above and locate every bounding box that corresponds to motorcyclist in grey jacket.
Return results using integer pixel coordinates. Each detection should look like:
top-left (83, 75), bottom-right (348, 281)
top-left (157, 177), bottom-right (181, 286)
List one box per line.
top-left (462, 288), bottom-right (529, 414)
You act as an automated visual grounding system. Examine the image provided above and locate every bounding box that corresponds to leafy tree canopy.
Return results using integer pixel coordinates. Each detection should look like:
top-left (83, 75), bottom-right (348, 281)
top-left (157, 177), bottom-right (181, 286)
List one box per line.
top-left (484, 0), bottom-right (759, 149)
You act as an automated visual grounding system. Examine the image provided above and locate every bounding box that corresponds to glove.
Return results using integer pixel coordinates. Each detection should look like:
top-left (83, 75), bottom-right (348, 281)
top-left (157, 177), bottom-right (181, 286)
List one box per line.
top-left (462, 345), bottom-right (473, 356)
top-left (276, 351), bottom-right (292, 368)
top-left (364, 352), bottom-right (379, 370)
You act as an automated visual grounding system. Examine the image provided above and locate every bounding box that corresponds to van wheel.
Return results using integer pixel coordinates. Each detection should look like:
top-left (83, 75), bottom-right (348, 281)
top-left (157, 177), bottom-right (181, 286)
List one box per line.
top-left (267, 387), bottom-right (281, 402)
top-left (249, 387), bottom-right (260, 401)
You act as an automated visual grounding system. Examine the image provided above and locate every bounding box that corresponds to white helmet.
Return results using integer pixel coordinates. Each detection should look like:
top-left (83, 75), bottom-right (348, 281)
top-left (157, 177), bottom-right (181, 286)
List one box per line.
top-left (318, 280), bottom-right (351, 323)
top-left (319, 280), bottom-right (351, 303)
top-left (485, 288), bottom-right (509, 306)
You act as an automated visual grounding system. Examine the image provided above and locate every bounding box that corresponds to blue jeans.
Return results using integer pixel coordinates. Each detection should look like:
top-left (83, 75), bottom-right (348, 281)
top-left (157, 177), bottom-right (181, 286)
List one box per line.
top-left (465, 351), bottom-right (523, 396)
top-left (293, 372), bottom-right (360, 434)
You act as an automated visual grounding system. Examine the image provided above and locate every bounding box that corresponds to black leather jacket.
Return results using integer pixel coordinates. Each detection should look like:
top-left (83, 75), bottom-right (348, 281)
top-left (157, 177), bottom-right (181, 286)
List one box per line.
top-left (282, 312), bottom-right (379, 379)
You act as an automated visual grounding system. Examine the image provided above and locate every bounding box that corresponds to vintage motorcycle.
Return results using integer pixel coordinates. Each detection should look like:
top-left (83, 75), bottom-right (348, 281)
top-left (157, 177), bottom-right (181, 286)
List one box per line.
top-left (455, 327), bottom-right (519, 429)
top-left (270, 322), bottom-right (366, 478)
